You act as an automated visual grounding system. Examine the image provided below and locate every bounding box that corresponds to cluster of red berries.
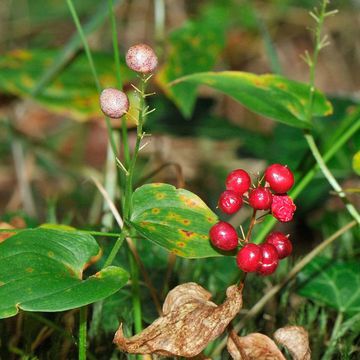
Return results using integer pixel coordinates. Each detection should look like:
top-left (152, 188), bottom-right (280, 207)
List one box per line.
top-left (209, 164), bottom-right (296, 276)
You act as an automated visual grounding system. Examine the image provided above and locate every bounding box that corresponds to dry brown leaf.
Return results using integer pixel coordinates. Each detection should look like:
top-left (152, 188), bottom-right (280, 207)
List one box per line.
top-left (114, 282), bottom-right (243, 357)
top-left (274, 326), bottom-right (311, 360)
top-left (227, 331), bottom-right (286, 360)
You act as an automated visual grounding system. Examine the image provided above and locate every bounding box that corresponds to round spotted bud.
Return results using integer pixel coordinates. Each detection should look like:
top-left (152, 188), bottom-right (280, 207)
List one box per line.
top-left (100, 88), bottom-right (129, 118)
top-left (126, 44), bottom-right (158, 74)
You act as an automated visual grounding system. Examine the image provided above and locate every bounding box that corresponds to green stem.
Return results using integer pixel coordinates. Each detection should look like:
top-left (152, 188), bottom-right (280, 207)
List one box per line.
top-left (78, 306), bottom-right (88, 360)
top-left (66, 0), bottom-right (101, 93)
top-left (304, 131), bottom-right (360, 224)
top-left (254, 115), bottom-right (360, 242)
top-left (322, 312), bottom-right (343, 360)
top-left (103, 230), bottom-right (127, 267)
top-left (124, 76), bottom-right (147, 220)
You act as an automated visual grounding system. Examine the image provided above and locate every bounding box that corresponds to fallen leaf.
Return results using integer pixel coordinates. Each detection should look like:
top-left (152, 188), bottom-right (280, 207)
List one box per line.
top-left (114, 282), bottom-right (243, 357)
top-left (227, 331), bottom-right (286, 360)
top-left (274, 326), bottom-right (311, 360)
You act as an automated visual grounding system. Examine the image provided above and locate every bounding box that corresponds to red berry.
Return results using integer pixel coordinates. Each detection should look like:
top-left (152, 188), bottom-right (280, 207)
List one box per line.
top-left (265, 164), bottom-right (294, 193)
top-left (257, 243), bottom-right (279, 276)
top-left (218, 190), bottom-right (243, 214)
top-left (225, 169), bottom-right (251, 195)
top-left (271, 194), bottom-right (296, 222)
top-left (248, 187), bottom-right (273, 210)
top-left (209, 221), bottom-right (238, 251)
top-left (100, 88), bottom-right (129, 118)
top-left (236, 243), bottom-right (262, 272)
top-left (265, 232), bottom-right (292, 259)
top-left (126, 44), bottom-right (158, 73)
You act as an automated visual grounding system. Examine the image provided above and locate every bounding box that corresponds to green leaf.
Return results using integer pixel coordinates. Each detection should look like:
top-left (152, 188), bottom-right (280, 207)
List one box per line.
top-left (130, 183), bottom-right (220, 258)
top-left (0, 49), bottom-right (134, 121)
top-left (170, 71), bottom-right (333, 128)
top-left (352, 150), bottom-right (360, 175)
top-left (297, 257), bottom-right (360, 315)
top-left (0, 228), bottom-right (129, 319)
top-left (156, 4), bottom-right (228, 118)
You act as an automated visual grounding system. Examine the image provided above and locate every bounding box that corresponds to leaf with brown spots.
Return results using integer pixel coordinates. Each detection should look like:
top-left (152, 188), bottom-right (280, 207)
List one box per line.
top-left (227, 331), bottom-right (286, 360)
top-left (114, 283), bottom-right (243, 357)
top-left (0, 223), bottom-right (16, 243)
top-left (130, 183), bottom-right (220, 258)
top-left (274, 326), bottom-right (311, 360)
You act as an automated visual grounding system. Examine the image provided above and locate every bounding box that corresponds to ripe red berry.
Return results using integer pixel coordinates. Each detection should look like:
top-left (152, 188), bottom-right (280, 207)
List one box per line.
top-left (271, 194), bottom-right (296, 222)
top-left (265, 232), bottom-right (293, 259)
top-left (100, 88), bottom-right (129, 118)
top-left (248, 187), bottom-right (273, 210)
top-left (265, 163), bottom-right (294, 193)
top-left (236, 243), bottom-right (262, 272)
top-left (225, 169), bottom-right (251, 195)
top-left (126, 44), bottom-right (158, 73)
top-left (209, 221), bottom-right (238, 251)
top-left (218, 190), bottom-right (243, 214)
top-left (257, 243), bottom-right (279, 276)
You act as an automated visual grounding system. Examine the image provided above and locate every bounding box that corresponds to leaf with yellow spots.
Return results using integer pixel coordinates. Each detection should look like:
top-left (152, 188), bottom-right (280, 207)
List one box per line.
top-left (130, 183), bottom-right (220, 258)
top-left (169, 71), bottom-right (333, 128)
top-left (0, 49), bottom-right (134, 121)
top-left (0, 228), bottom-right (129, 319)
top-left (352, 150), bottom-right (360, 176)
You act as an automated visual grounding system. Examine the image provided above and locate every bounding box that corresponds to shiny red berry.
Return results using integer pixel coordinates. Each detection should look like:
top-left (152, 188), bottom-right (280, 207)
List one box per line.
top-left (265, 232), bottom-right (292, 259)
top-left (236, 243), bottom-right (262, 272)
top-left (257, 243), bottom-right (279, 276)
top-left (209, 221), bottom-right (238, 251)
top-left (265, 164), bottom-right (294, 193)
top-left (218, 190), bottom-right (243, 214)
top-left (271, 194), bottom-right (296, 222)
top-left (248, 187), bottom-right (273, 210)
top-left (225, 169), bottom-right (251, 195)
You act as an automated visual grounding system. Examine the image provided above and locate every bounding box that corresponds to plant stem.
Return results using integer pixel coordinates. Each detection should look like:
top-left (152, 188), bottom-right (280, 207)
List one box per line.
top-left (66, 0), bottom-right (101, 93)
top-left (124, 76), bottom-right (147, 220)
top-left (78, 306), bottom-right (88, 360)
top-left (103, 230), bottom-right (127, 267)
top-left (322, 311), bottom-right (343, 360)
top-left (304, 131), bottom-right (360, 224)
top-left (302, 0), bottom-right (359, 224)
top-left (245, 209), bottom-right (257, 242)
top-left (211, 220), bottom-right (356, 357)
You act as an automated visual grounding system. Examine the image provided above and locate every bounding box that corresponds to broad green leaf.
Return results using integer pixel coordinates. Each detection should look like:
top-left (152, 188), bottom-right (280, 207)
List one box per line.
top-left (352, 150), bottom-right (360, 175)
top-left (170, 71), bottom-right (333, 128)
top-left (0, 49), bottom-right (134, 121)
top-left (156, 4), bottom-right (228, 118)
top-left (297, 257), bottom-right (360, 315)
top-left (130, 183), bottom-right (220, 258)
top-left (0, 228), bottom-right (129, 319)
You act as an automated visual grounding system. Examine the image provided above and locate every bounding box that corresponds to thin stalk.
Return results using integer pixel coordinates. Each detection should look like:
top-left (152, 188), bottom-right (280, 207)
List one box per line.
top-left (107, 0), bottom-right (131, 168)
top-left (211, 220), bottom-right (356, 357)
top-left (322, 312), bottom-right (343, 360)
top-left (66, 0), bottom-right (101, 92)
top-left (245, 209), bottom-right (257, 242)
top-left (124, 76), bottom-right (147, 220)
top-left (78, 307), bottom-right (88, 360)
top-left (103, 230), bottom-right (127, 267)
top-left (302, 0), bottom-right (359, 224)
top-left (304, 131), bottom-right (360, 224)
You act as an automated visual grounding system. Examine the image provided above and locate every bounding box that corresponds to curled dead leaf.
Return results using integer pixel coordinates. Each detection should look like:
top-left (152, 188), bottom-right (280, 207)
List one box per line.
top-left (274, 326), bottom-right (311, 360)
top-left (227, 331), bottom-right (286, 360)
top-left (114, 282), bottom-right (243, 357)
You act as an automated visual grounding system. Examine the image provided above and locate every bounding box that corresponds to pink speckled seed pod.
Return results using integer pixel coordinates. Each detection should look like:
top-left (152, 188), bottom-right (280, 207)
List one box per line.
top-left (126, 44), bottom-right (158, 74)
top-left (100, 88), bottom-right (129, 118)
